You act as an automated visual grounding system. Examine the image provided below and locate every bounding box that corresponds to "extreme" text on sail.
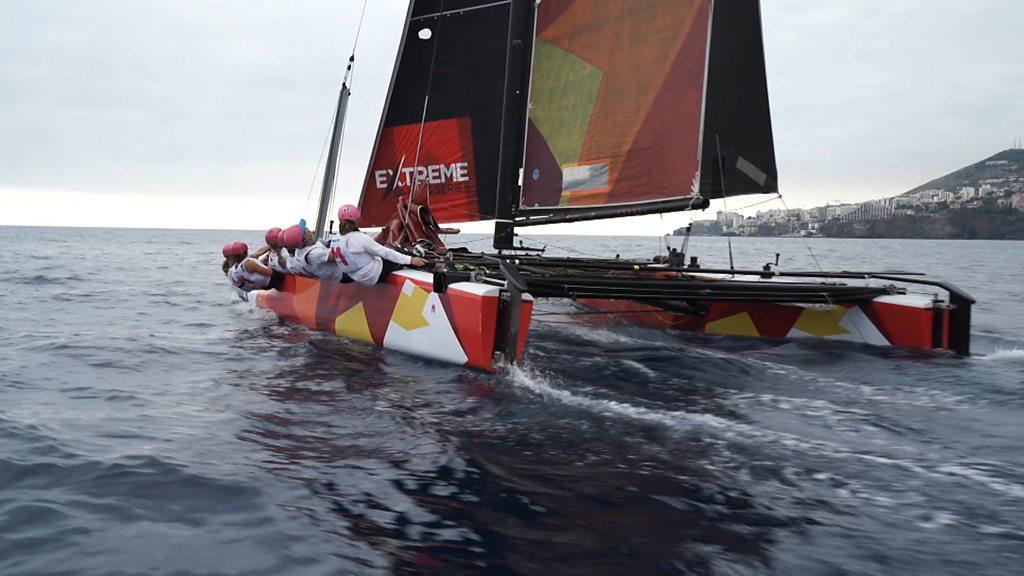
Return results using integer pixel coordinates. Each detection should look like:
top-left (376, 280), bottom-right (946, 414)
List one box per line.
top-left (374, 163), bottom-right (470, 189)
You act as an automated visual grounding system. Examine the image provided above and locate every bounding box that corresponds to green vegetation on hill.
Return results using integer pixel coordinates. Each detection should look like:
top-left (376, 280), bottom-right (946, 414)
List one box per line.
top-left (906, 149), bottom-right (1024, 195)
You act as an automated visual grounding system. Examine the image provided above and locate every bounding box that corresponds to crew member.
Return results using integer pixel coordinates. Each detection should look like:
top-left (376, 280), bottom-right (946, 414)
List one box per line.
top-left (223, 242), bottom-right (281, 291)
top-left (330, 205), bottom-right (427, 286)
top-left (280, 223), bottom-right (344, 282)
top-left (253, 227), bottom-right (289, 274)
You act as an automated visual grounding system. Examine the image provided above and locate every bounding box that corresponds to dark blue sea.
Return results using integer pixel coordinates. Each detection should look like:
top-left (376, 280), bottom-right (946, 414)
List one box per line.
top-left (2, 226), bottom-right (1022, 576)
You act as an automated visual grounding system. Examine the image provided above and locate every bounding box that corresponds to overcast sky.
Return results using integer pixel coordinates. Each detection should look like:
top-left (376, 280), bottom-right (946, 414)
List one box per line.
top-left (1, 1), bottom-right (1022, 233)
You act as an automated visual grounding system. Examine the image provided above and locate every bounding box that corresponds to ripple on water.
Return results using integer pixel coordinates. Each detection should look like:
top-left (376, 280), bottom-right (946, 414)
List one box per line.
top-left (2, 231), bottom-right (1024, 575)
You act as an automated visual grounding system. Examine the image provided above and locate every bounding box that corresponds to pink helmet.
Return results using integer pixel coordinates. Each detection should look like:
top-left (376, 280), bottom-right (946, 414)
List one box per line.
top-left (231, 241), bottom-right (249, 257)
top-left (280, 225), bottom-right (304, 250)
top-left (221, 243), bottom-right (234, 258)
top-left (337, 204), bottom-right (361, 223)
top-left (277, 229), bottom-right (286, 246)
top-left (265, 227), bottom-right (282, 246)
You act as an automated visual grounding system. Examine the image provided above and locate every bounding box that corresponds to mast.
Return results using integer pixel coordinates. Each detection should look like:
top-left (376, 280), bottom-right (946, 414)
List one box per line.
top-left (315, 71), bottom-right (352, 241)
top-left (494, 0), bottom-right (538, 249)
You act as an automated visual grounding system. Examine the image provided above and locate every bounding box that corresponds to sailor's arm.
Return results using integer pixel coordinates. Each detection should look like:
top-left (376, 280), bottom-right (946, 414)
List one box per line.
top-left (353, 234), bottom-right (414, 265)
top-left (243, 259), bottom-right (274, 276)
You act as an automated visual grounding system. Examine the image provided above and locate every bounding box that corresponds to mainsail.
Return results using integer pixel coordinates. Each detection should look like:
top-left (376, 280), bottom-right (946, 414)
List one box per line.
top-left (359, 0), bottom-right (776, 230)
top-left (520, 0), bottom-right (713, 211)
top-left (519, 0), bottom-right (777, 214)
top-left (358, 0), bottom-right (532, 228)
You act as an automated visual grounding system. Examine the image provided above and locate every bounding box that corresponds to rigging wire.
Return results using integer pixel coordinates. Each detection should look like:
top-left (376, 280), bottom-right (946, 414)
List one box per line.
top-left (349, 0), bottom-right (370, 81)
top-left (406, 0), bottom-right (447, 223)
top-left (304, 107), bottom-right (338, 215)
top-left (325, 0), bottom-right (372, 226)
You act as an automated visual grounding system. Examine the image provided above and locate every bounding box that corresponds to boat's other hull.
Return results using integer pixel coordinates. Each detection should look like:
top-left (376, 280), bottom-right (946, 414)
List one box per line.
top-left (579, 293), bottom-right (955, 352)
top-left (254, 271), bottom-right (533, 372)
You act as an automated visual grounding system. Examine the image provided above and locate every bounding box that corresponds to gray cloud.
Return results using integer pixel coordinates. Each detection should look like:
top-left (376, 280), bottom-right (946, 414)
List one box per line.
top-left (1, 0), bottom-right (1022, 222)
top-left (763, 0), bottom-right (1024, 205)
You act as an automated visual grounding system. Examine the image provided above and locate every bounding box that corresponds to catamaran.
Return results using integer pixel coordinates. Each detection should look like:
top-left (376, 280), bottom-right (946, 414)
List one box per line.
top-left (250, 0), bottom-right (973, 372)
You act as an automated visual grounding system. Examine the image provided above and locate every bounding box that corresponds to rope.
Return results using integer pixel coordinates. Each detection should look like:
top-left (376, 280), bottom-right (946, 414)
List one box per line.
top-left (516, 235), bottom-right (603, 258)
top-left (447, 235), bottom-right (497, 246)
top-left (726, 194), bottom-right (779, 213)
top-left (658, 213), bottom-right (668, 257)
top-left (716, 135), bottom-right (735, 272)
top-left (776, 193), bottom-right (824, 272)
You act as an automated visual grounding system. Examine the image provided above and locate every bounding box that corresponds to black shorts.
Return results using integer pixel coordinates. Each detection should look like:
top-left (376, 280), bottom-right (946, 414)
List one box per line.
top-left (268, 271), bottom-right (286, 290)
top-left (376, 260), bottom-right (402, 284)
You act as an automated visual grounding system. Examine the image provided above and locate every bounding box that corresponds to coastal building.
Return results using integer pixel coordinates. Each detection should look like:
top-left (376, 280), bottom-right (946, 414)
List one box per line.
top-left (716, 211), bottom-right (744, 231)
top-left (742, 217), bottom-right (759, 236)
top-left (841, 201), bottom-right (894, 222)
top-left (1010, 194), bottom-right (1024, 211)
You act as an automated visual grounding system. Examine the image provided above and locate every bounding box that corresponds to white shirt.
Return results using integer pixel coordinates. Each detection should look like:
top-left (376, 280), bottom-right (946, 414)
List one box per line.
top-left (267, 248), bottom-right (289, 274)
top-left (329, 232), bottom-right (412, 285)
top-left (296, 242), bottom-right (344, 283)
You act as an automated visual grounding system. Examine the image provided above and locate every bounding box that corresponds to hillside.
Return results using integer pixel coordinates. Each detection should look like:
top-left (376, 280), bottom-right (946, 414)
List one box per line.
top-left (906, 149), bottom-right (1024, 194)
top-left (821, 199), bottom-right (1024, 240)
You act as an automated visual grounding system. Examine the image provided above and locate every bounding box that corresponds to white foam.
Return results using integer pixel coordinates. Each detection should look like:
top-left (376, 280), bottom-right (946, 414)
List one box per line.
top-left (976, 348), bottom-right (1024, 362)
top-left (934, 463), bottom-right (1024, 499)
top-left (509, 365), bottom-right (756, 435)
top-left (621, 360), bottom-right (659, 378)
top-left (914, 510), bottom-right (958, 529)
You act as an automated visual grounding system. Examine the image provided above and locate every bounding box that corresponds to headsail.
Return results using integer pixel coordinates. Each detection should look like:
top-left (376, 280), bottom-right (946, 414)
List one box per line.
top-left (358, 0), bottom-right (529, 228)
top-left (699, 0), bottom-right (778, 199)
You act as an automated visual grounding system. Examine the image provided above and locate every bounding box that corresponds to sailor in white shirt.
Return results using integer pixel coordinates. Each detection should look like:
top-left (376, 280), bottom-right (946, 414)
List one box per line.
top-left (221, 241), bottom-right (279, 291)
top-left (280, 223), bottom-right (344, 282)
top-left (331, 204), bottom-right (427, 286)
top-left (253, 227), bottom-right (290, 274)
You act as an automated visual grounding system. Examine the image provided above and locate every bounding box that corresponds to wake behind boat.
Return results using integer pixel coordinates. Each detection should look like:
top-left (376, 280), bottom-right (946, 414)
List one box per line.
top-left (234, 0), bottom-right (972, 371)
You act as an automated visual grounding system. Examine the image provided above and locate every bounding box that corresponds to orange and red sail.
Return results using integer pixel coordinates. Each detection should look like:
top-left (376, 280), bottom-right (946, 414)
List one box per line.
top-left (521, 0), bottom-right (712, 210)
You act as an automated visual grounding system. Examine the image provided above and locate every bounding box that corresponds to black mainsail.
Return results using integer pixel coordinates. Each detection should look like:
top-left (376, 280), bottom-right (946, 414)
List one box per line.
top-left (357, 0), bottom-right (533, 232)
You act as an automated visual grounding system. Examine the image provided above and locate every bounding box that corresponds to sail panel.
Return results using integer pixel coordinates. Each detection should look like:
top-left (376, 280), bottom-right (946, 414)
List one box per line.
top-left (699, 0), bottom-right (778, 198)
top-left (520, 0), bottom-right (713, 210)
top-left (359, 0), bottom-right (514, 227)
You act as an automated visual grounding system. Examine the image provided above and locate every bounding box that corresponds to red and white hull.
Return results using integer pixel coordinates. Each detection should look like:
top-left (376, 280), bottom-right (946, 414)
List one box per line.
top-left (250, 267), bottom-right (967, 370)
top-left (580, 277), bottom-right (961, 353)
top-left (253, 270), bottom-right (533, 372)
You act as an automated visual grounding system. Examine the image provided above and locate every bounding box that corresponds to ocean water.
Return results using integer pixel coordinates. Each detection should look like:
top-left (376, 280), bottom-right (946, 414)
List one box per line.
top-left (1, 226), bottom-right (1022, 576)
